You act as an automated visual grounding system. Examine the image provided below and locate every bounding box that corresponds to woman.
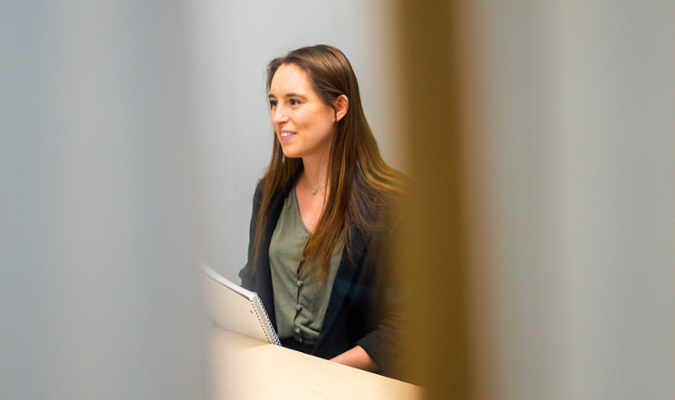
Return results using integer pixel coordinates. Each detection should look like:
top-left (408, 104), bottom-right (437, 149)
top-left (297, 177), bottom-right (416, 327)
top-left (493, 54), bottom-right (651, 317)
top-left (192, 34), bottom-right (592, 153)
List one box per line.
top-left (239, 44), bottom-right (405, 376)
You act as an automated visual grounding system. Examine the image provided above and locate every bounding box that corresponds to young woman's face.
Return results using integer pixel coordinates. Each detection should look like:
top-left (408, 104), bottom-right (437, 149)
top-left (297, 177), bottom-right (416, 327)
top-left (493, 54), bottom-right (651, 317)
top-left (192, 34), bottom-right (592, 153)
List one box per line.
top-left (268, 64), bottom-right (337, 161)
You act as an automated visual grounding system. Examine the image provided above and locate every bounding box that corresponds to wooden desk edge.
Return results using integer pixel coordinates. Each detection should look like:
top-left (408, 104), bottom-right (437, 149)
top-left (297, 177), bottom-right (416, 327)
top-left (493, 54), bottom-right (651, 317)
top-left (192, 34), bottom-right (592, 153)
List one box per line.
top-left (207, 327), bottom-right (424, 400)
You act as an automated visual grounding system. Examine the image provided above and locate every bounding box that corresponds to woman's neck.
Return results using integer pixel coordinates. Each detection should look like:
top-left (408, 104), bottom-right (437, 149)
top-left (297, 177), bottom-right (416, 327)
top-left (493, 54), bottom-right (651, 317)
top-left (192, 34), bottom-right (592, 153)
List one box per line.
top-left (301, 152), bottom-right (330, 193)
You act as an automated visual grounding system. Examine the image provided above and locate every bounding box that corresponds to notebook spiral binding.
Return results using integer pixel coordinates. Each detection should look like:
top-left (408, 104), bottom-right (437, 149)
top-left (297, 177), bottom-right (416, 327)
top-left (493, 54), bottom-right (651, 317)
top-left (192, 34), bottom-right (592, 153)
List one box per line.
top-left (252, 297), bottom-right (281, 345)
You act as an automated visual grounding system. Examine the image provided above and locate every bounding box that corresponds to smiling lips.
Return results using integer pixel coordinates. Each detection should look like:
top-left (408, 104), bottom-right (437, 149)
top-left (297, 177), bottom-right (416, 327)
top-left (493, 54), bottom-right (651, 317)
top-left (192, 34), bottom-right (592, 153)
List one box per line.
top-left (279, 131), bottom-right (296, 140)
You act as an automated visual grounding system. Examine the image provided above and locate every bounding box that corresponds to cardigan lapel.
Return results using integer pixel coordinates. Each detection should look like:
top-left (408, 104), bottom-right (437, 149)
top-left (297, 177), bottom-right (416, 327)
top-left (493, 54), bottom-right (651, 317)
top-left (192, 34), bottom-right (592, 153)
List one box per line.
top-left (313, 223), bottom-right (365, 350)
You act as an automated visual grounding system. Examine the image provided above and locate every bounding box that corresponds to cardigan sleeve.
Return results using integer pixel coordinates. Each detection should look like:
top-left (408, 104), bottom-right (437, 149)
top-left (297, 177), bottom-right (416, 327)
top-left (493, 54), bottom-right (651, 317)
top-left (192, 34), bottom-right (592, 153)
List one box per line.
top-left (354, 199), bottom-right (407, 377)
top-left (353, 254), bottom-right (405, 377)
top-left (355, 298), bottom-right (403, 376)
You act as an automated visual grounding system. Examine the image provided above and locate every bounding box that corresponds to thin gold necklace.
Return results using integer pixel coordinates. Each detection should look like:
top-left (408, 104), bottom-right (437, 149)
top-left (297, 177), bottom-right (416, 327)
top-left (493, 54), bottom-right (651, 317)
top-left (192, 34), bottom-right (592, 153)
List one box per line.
top-left (308, 182), bottom-right (325, 195)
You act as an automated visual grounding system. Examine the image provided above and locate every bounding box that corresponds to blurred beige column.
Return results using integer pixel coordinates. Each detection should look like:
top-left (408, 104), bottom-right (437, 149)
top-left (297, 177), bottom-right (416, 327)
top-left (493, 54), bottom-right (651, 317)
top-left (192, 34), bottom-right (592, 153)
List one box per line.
top-left (0, 2), bottom-right (206, 399)
top-left (394, 1), bottom-right (475, 398)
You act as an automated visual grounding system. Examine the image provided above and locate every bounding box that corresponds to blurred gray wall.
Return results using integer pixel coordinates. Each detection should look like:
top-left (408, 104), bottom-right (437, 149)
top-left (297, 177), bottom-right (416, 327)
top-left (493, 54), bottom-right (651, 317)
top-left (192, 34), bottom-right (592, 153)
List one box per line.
top-left (466, 1), bottom-right (674, 398)
top-left (1, 2), bottom-right (205, 399)
top-left (192, 0), bottom-right (404, 282)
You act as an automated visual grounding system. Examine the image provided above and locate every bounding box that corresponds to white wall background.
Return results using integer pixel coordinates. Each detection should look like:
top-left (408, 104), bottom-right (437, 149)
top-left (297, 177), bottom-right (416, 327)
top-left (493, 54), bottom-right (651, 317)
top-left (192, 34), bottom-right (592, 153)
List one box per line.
top-left (192, 0), bottom-right (404, 282)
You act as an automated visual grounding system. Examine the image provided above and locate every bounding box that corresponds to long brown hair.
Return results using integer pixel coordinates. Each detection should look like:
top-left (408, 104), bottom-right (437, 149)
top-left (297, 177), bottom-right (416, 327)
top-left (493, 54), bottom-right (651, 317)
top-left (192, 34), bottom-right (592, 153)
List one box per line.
top-left (255, 44), bottom-right (404, 283)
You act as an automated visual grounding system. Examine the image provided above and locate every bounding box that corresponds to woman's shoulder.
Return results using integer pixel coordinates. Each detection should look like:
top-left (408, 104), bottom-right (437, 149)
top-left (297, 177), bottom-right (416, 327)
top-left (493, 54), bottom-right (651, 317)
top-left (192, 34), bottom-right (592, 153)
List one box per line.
top-left (350, 169), bottom-right (408, 238)
top-left (248, 178), bottom-right (264, 207)
top-left (364, 168), bottom-right (409, 210)
top-left (252, 170), bottom-right (302, 203)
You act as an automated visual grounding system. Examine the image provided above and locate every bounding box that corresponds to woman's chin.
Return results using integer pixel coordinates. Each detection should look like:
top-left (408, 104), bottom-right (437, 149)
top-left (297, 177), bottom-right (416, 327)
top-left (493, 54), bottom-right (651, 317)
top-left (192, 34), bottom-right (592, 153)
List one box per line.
top-left (280, 149), bottom-right (302, 159)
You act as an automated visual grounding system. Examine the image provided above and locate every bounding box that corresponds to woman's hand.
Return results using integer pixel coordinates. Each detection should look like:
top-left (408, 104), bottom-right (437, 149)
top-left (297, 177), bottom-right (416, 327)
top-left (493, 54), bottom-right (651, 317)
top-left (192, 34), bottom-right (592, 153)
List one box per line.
top-left (330, 345), bottom-right (379, 371)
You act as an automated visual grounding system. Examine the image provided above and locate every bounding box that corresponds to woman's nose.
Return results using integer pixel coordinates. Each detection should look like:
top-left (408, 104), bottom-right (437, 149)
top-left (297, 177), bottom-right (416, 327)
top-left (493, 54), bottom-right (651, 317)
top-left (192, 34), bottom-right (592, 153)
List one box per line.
top-left (271, 108), bottom-right (288, 125)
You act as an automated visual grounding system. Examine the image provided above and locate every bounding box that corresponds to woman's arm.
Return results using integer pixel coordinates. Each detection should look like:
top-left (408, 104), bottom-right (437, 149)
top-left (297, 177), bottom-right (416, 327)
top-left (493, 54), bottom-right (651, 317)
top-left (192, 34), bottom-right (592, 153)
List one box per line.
top-left (348, 198), bottom-right (407, 376)
top-left (330, 345), bottom-right (379, 371)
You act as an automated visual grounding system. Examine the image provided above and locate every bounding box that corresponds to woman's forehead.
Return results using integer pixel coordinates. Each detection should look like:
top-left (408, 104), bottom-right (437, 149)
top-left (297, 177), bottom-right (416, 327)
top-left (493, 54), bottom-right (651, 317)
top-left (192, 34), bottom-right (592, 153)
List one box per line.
top-left (269, 64), bottom-right (315, 97)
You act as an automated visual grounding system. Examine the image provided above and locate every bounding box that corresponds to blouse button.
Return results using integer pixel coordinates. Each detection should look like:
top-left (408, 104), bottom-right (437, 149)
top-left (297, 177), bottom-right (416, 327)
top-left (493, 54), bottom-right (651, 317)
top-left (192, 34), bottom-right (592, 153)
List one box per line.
top-left (296, 280), bottom-right (303, 287)
top-left (294, 327), bottom-right (301, 334)
top-left (295, 304), bottom-right (302, 311)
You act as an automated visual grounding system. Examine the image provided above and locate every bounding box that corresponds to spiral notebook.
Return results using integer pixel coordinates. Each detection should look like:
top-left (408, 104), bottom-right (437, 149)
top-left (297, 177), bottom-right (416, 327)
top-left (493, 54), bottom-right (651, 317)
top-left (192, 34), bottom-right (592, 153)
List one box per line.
top-left (200, 261), bottom-right (280, 345)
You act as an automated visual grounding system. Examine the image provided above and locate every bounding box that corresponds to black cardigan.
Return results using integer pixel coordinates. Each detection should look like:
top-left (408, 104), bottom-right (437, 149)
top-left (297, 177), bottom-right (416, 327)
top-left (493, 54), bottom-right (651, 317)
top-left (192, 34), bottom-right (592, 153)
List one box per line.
top-left (238, 177), bottom-right (402, 376)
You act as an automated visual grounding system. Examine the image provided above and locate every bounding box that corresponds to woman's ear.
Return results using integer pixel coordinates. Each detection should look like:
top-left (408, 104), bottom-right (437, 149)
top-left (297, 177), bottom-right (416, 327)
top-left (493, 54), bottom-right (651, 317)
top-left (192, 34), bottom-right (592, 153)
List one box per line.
top-left (333, 94), bottom-right (349, 122)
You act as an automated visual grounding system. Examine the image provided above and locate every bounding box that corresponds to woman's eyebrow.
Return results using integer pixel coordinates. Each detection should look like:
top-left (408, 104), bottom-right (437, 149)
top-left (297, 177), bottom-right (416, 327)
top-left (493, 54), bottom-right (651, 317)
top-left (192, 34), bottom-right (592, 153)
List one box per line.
top-left (284, 92), bottom-right (307, 99)
top-left (268, 92), bottom-right (306, 97)
top-left (268, 92), bottom-right (308, 100)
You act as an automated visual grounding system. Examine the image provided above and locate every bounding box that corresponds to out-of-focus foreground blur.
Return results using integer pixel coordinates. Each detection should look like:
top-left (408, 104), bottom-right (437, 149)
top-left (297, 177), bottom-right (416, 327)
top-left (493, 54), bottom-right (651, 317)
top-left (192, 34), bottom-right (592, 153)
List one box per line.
top-left (1, 1), bottom-right (672, 400)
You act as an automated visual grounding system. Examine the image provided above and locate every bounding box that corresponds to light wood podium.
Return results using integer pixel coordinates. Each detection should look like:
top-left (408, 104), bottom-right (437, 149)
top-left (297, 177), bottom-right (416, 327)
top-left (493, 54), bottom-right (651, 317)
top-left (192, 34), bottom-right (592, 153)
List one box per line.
top-left (207, 327), bottom-right (424, 399)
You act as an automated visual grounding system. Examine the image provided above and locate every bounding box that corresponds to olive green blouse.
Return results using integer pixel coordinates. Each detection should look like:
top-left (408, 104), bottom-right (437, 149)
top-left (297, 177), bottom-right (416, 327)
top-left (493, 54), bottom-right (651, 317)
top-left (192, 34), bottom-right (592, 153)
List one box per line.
top-left (268, 185), bottom-right (343, 345)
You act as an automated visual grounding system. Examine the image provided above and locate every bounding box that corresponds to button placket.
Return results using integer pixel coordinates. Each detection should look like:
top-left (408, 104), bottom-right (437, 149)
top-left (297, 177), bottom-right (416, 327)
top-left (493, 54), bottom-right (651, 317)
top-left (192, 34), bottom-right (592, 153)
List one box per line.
top-left (293, 272), bottom-right (303, 342)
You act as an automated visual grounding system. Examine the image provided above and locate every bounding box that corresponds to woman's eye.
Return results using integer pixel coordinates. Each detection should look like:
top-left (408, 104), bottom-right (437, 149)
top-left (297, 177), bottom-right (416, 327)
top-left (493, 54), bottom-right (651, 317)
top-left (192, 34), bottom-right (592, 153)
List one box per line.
top-left (269, 100), bottom-right (277, 108)
top-left (289, 99), bottom-right (301, 106)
